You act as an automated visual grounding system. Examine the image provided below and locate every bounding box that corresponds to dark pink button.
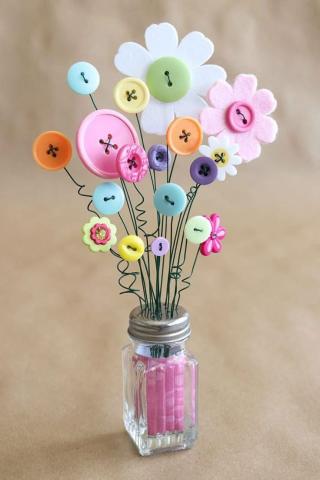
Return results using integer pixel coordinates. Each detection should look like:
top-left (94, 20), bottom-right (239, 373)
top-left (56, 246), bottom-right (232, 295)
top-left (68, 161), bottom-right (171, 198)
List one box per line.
top-left (76, 109), bottom-right (139, 179)
top-left (151, 237), bottom-right (170, 256)
top-left (226, 101), bottom-right (255, 133)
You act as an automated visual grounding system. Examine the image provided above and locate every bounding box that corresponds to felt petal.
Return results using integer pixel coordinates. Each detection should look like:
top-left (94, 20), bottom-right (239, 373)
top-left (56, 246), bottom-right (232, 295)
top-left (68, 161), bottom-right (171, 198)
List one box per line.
top-left (226, 164), bottom-right (237, 176)
top-left (193, 65), bottom-right (227, 96)
top-left (208, 80), bottom-right (234, 108)
top-left (254, 115), bottom-right (278, 143)
top-left (145, 23), bottom-right (179, 59)
top-left (174, 91), bottom-right (207, 118)
top-left (208, 136), bottom-right (219, 149)
top-left (216, 168), bottom-right (226, 181)
top-left (114, 42), bottom-right (152, 77)
top-left (177, 31), bottom-right (214, 67)
top-left (231, 154), bottom-right (242, 166)
top-left (233, 74), bottom-right (257, 101)
top-left (236, 132), bottom-right (262, 162)
top-left (253, 88), bottom-right (277, 114)
top-left (140, 98), bottom-right (174, 135)
top-left (199, 145), bottom-right (212, 157)
top-left (200, 107), bottom-right (226, 135)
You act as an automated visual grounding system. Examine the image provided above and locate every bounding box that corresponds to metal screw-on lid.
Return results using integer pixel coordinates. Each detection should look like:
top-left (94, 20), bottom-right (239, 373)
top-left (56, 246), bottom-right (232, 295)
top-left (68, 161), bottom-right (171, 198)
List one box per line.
top-left (128, 304), bottom-right (190, 344)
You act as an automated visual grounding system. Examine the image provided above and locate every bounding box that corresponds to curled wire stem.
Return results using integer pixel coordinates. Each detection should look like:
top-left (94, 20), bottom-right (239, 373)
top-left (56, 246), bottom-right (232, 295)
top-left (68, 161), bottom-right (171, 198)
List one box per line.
top-left (64, 167), bottom-right (99, 216)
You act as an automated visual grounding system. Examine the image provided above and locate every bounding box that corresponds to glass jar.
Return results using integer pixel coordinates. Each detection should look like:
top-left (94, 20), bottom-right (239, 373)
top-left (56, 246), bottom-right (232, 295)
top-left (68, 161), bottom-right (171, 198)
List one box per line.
top-left (122, 305), bottom-right (198, 456)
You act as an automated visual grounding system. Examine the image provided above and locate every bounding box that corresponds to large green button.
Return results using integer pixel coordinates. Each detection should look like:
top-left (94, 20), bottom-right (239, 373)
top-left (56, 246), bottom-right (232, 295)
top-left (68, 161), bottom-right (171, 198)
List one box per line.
top-left (185, 216), bottom-right (212, 244)
top-left (146, 56), bottom-right (191, 103)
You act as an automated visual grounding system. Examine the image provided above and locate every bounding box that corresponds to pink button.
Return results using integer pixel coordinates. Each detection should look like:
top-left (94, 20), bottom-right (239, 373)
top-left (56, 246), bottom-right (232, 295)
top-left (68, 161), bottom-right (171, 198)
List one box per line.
top-left (76, 109), bottom-right (139, 179)
top-left (226, 101), bottom-right (255, 133)
top-left (116, 144), bottom-right (149, 183)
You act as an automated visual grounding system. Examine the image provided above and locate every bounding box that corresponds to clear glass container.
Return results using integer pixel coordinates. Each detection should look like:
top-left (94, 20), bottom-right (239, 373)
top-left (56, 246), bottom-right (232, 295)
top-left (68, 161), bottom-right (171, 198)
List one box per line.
top-left (122, 305), bottom-right (198, 456)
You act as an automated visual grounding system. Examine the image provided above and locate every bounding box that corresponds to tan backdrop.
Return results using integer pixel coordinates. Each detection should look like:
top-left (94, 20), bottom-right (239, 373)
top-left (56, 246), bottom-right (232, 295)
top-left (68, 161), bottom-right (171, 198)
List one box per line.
top-left (1, 0), bottom-right (320, 478)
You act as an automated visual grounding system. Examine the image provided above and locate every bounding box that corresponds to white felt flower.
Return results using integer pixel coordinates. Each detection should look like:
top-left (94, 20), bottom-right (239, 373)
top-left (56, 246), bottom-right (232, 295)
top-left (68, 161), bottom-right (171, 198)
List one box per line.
top-left (199, 135), bottom-right (242, 181)
top-left (114, 23), bottom-right (226, 135)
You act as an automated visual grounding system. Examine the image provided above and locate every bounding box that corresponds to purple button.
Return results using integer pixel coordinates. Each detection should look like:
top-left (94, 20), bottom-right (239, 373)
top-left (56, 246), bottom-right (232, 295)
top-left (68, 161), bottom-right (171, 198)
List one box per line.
top-left (190, 157), bottom-right (218, 185)
top-left (151, 237), bottom-right (170, 256)
top-left (76, 109), bottom-right (139, 179)
top-left (226, 101), bottom-right (255, 132)
top-left (148, 144), bottom-right (171, 171)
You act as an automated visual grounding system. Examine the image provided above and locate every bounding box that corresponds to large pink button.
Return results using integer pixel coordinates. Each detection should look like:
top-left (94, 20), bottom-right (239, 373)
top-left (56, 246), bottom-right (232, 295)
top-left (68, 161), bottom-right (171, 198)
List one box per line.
top-left (226, 101), bottom-right (255, 133)
top-left (76, 109), bottom-right (139, 179)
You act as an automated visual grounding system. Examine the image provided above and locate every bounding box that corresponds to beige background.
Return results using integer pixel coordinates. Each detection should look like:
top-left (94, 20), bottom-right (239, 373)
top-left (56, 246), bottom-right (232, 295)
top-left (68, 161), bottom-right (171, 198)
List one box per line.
top-left (1, 0), bottom-right (320, 478)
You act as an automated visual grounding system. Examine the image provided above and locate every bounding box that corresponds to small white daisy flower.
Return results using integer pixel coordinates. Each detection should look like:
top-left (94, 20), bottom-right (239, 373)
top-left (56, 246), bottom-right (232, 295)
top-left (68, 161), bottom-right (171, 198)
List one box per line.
top-left (199, 135), bottom-right (242, 181)
top-left (114, 22), bottom-right (226, 135)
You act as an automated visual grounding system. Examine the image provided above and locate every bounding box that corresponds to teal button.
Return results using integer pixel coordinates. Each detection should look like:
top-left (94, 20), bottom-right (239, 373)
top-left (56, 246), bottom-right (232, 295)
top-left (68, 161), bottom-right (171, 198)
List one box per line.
top-left (185, 216), bottom-right (212, 244)
top-left (67, 61), bottom-right (100, 95)
top-left (92, 182), bottom-right (125, 215)
top-left (154, 183), bottom-right (187, 216)
top-left (146, 57), bottom-right (191, 103)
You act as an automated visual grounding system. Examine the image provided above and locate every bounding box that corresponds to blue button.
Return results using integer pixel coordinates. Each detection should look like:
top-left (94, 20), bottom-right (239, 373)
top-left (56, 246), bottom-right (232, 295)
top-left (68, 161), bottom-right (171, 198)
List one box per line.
top-left (92, 182), bottom-right (125, 215)
top-left (67, 61), bottom-right (100, 95)
top-left (154, 183), bottom-right (187, 217)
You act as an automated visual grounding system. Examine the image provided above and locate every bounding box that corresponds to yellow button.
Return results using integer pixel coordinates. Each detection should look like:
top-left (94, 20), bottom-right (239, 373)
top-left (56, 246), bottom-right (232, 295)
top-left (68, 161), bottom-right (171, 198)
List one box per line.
top-left (118, 235), bottom-right (145, 262)
top-left (166, 117), bottom-right (203, 156)
top-left (113, 77), bottom-right (150, 114)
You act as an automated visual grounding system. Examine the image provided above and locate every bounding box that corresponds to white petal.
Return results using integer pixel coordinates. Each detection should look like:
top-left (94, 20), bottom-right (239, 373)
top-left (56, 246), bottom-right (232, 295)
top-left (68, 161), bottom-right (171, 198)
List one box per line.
top-left (192, 65), bottom-right (227, 96)
top-left (217, 168), bottom-right (226, 181)
top-left (199, 145), bottom-right (212, 157)
top-left (140, 98), bottom-right (174, 135)
top-left (145, 23), bottom-right (179, 59)
top-left (177, 31), bottom-right (214, 67)
top-left (230, 154), bottom-right (242, 166)
top-left (174, 91), bottom-right (207, 118)
top-left (208, 136), bottom-right (219, 149)
top-left (114, 42), bottom-right (152, 78)
top-left (226, 165), bottom-right (238, 176)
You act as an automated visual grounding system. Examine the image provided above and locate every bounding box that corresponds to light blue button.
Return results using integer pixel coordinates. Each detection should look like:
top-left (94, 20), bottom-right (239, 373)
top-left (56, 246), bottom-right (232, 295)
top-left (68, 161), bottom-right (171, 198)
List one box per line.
top-left (92, 182), bottom-right (125, 215)
top-left (154, 183), bottom-right (187, 217)
top-left (67, 61), bottom-right (100, 95)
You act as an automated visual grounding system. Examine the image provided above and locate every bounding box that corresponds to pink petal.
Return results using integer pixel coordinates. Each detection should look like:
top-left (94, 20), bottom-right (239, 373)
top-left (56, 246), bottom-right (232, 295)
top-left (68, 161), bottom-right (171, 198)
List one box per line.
top-left (210, 213), bottom-right (220, 232)
top-left (200, 239), bottom-right (212, 256)
top-left (216, 227), bottom-right (226, 240)
top-left (208, 80), bottom-right (234, 108)
top-left (200, 107), bottom-right (226, 135)
top-left (253, 89), bottom-right (277, 115)
top-left (236, 132), bottom-right (262, 162)
top-left (212, 238), bottom-right (222, 253)
top-left (233, 74), bottom-right (257, 101)
top-left (254, 115), bottom-right (278, 144)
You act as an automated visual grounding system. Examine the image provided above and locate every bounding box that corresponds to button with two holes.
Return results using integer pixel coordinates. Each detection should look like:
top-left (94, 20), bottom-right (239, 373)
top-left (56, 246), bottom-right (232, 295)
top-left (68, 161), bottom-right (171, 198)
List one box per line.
top-left (92, 182), bottom-right (125, 215)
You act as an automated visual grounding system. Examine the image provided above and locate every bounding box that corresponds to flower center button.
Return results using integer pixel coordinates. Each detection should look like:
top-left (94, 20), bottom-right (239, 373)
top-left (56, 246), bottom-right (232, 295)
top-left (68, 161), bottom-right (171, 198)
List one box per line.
top-left (146, 56), bottom-right (191, 103)
top-left (226, 101), bottom-right (255, 133)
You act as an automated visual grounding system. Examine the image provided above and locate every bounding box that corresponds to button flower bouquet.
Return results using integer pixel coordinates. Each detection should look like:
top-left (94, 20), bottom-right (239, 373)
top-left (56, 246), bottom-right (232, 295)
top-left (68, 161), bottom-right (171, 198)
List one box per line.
top-left (33, 22), bottom-right (278, 456)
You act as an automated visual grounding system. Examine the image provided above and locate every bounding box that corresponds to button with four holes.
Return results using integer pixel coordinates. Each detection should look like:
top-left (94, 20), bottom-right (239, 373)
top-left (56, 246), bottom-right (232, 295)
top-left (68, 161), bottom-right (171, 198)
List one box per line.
top-left (92, 182), bottom-right (125, 215)
top-left (33, 131), bottom-right (72, 170)
top-left (114, 77), bottom-right (150, 114)
top-left (67, 61), bottom-right (100, 95)
top-left (154, 183), bottom-right (187, 216)
top-left (76, 109), bottom-right (139, 179)
top-left (185, 216), bottom-right (212, 244)
top-left (151, 237), bottom-right (170, 256)
top-left (116, 144), bottom-right (149, 182)
top-left (190, 156), bottom-right (218, 185)
top-left (118, 235), bottom-right (145, 262)
top-left (148, 144), bottom-right (171, 171)
top-left (166, 117), bottom-right (203, 156)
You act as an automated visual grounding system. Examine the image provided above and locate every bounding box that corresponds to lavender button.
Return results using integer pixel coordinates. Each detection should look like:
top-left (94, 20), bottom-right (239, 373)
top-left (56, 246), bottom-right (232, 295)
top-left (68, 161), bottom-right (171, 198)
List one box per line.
top-left (148, 144), bottom-right (171, 171)
top-left (151, 237), bottom-right (170, 256)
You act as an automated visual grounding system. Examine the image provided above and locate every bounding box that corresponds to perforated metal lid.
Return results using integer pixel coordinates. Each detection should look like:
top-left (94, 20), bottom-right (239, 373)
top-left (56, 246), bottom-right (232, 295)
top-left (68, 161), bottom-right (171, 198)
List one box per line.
top-left (128, 304), bottom-right (190, 344)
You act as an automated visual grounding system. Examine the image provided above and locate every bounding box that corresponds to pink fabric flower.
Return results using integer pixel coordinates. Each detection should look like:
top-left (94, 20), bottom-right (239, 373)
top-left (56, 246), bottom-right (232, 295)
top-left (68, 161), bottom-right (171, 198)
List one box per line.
top-left (200, 74), bottom-right (278, 162)
top-left (200, 213), bottom-right (226, 256)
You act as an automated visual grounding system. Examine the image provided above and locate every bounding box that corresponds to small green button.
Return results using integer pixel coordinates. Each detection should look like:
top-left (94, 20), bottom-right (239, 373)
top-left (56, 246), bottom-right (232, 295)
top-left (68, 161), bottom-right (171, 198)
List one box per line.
top-left (185, 216), bottom-right (212, 244)
top-left (146, 56), bottom-right (191, 103)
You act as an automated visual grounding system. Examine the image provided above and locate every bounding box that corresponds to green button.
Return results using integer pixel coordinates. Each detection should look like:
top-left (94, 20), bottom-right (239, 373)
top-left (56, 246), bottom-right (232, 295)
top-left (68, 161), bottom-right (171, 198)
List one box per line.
top-left (146, 56), bottom-right (191, 103)
top-left (185, 216), bottom-right (212, 244)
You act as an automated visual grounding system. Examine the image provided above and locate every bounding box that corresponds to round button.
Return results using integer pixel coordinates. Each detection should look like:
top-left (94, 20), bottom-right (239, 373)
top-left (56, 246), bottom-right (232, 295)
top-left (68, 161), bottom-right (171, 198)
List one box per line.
top-left (148, 144), bottom-right (171, 171)
top-left (185, 216), bottom-right (212, 244)
top-left (118, 235), bottom-right (145, 262)
top-left (116, 144), bottom-right (149, 183)
top-left (76, 109), bottom-right (139, 179)
top-left (226, 101), bottom-right (255, 132)
top-left (67, 61), bottom-right (100, 95)
top-left (154, 183), bottom-right (187, 217)
top-left (167, 117), bottom-right (203, 156)
top-left (190, 157), bottom-right (218, 185)
top-left (146, 57), bottom-right (191, 103)
top-left (33, 131), bottom-right (72, 171)
top-left (114, 77), bottom-right (150, 114)
top-left (151, 237), bottom-right (170, 256)
top-left (92, 182), bottom-right (125, 215)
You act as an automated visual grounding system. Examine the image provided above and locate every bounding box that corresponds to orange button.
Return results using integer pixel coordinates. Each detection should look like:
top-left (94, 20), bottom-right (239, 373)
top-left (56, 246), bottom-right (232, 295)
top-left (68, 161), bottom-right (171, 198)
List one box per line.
top-left (166, 117), bottom-right (203, 156)
top-left (33, 131), bottom-right (72, 170)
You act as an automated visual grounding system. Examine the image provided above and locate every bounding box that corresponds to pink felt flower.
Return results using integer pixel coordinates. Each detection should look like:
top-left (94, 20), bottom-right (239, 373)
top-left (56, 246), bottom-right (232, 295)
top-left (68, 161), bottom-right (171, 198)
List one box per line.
top-left (200, 213), bottom-right (226, 256)
top-left (200, 74), bottom-right (278, 162)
